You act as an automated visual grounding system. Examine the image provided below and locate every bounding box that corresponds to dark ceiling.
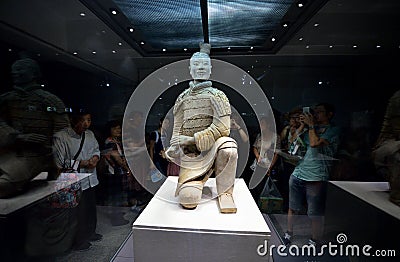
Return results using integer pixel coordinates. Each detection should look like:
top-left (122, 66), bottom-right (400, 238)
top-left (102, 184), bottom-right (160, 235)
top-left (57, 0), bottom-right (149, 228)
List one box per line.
top-left (0, 0), bottom-right (399, 84)
top-left (80, 0), bottom-right (328, 56)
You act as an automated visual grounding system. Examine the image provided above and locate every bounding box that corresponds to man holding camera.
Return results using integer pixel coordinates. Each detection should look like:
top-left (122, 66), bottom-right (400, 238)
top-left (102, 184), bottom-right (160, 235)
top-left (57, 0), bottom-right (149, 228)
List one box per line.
top-left (282, 103), bottom-right (340, 248)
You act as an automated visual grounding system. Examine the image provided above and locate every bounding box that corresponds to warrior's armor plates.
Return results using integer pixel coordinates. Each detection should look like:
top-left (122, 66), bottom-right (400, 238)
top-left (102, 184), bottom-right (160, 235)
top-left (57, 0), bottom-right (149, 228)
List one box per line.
top-left (166, 81), bottom-right (238, 213)
top-left (170, 81), bottom-right (231, 153)
top-left (0, 86), bottom-right (69, 152)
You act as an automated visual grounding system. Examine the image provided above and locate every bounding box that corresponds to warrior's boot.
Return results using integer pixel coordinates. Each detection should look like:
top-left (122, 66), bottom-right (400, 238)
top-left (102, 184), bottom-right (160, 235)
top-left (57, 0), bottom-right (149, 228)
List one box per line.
top-left (178, 180), bottom-right (204, 209)
top-left (215, 142), bottom-right (238, 213)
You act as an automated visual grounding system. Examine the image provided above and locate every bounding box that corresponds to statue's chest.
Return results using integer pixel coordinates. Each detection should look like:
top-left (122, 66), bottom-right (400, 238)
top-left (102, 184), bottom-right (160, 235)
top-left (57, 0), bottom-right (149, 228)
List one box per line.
top-left (181, 94), bottom-right (214, 120)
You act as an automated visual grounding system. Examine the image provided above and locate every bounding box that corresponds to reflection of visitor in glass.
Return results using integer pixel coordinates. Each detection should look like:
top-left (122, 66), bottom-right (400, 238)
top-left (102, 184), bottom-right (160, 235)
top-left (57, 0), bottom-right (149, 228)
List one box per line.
top-left (252, 117), bottom-right (279, 171)
top-left (53, 110), bottom-right (103, 250)
top-left (283, 103), bottom-right (340, 248)
top-left (149, 117), bottom-right (169, 176)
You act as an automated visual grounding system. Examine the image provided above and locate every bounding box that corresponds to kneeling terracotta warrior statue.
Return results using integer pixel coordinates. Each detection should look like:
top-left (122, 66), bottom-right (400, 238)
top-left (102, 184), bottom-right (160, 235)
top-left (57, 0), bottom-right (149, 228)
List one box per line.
top-left (165, 43), bottom-right (238, 213)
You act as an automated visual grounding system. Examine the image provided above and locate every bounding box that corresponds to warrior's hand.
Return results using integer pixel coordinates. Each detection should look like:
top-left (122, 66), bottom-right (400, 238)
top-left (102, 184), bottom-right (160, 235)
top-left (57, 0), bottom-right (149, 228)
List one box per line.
top-left (178, 135), bottom-right (195, 146)
top-left (194, 131), bottom-right (215, 152)
top-left (16, 133), bottom-right (47, 144)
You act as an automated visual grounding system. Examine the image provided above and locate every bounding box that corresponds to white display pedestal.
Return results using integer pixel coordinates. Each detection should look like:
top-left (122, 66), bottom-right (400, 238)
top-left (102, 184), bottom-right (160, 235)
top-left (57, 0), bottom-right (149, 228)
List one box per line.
top-left (132, 177), bottom-right (271, 262)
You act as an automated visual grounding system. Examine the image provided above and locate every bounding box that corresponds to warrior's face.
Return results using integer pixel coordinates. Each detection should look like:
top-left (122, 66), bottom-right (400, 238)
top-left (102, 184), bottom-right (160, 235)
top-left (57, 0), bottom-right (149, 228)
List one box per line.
top-left (189, 57), bottom-right (212, 80)
top-left (11, 61), bottom-right (36, 85)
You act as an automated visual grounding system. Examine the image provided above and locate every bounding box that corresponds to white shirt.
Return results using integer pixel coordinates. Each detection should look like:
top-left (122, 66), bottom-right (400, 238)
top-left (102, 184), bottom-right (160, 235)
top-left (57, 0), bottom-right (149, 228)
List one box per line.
top-left (53, 127), bottom-right (100, 189)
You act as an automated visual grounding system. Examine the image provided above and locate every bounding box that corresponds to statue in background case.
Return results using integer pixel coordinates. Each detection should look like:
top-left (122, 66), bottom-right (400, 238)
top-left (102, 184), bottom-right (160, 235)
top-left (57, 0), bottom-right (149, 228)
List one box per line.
top-left (373, 89), bottom-right (400, 206)
top-left (165, 43), bottom-right (238, 213)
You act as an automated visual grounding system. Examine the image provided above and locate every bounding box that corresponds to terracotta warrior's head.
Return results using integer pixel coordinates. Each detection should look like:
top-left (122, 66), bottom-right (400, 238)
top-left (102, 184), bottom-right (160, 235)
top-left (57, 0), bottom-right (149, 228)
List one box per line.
top-left (189, 43), bottom-right (212, 80)
top-left (11, 58), bottom-right (42, 86)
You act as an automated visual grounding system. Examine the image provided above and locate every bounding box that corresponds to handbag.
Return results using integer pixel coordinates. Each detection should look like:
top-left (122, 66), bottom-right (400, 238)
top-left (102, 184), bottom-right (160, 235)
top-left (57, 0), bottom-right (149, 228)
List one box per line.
top-left (258, 177), bottom-right (283, 213)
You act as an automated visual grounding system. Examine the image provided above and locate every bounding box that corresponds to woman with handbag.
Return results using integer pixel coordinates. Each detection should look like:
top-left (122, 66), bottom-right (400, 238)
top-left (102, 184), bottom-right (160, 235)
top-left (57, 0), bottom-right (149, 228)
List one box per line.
top-left (53, 110), bottom-right (102, 251)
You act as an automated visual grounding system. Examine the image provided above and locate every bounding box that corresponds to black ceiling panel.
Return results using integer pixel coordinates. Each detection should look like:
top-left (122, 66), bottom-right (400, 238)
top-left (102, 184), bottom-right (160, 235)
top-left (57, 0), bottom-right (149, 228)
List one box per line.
top-left (80, 0), bottom-right (328, 56)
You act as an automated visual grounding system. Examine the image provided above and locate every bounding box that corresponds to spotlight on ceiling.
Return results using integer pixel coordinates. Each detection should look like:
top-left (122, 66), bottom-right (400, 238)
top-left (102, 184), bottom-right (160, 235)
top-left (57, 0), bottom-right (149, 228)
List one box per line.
top-left (128, 27), bottom-right (135, 33)
top-left (297, 1), bottom-right (306, 8)
top-left (110, 8), bottom-right (118, 15)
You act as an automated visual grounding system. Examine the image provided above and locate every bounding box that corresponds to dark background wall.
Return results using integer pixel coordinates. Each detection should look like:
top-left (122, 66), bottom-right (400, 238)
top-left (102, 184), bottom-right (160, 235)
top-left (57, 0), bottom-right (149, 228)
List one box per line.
top-left (1, 40), bottom-right (399, 181)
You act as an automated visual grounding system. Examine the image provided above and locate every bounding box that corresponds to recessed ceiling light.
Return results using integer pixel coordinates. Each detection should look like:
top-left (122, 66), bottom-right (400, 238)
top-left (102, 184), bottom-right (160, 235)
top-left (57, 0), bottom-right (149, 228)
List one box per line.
top-left (128, 27), bottom-right (134, 33)
top-left (118, 42), bottom-right (122, 46)
top-left (271, 37), bottom-right (276, 42)
top-left (110, 9), bottom-right (118, 15)
top-left (80, 12), bottom-right (86, 17)
top-left (299, 37), bottom-right (303, 41)
top-left (306, 45), bottom-right (310, 49)
top-left (92, 51), bottom-right (96, 54)
top-left (73, 52), bottom-right (78, 55)
top-left (376, 45), bottom-right (381, 48)
top-left (228, 47), bottom-right (231, 50)
top-left (183, 48), bottom-right (187, 51)
top-left (41, 84), bottom-right (45, 87)
top-left (112, 50), bottom-right (116, 53)
top-left (298, 3), bottom-right (304, 8)
top-left (283, 23), bottom-right (288, 28)
top-left (55, 53), bottom-right (59, 56)
top-left (140, 41), bottom-right (145, 45)
top-left (353, 45), bottom-right (357, 48)
top-left (250, 46), bottom-right (254, 50)
top-left (162, 48), bottom-right (166, 52)
top-left (329, 45), bottom-right (333, 48)
top-left (8, 48), bottom-right (12, 52)
top-left (314, 23), bottom-right (319, 27)
top-left (37, 53), bottom-right (41, 56)
top-left (106, 83), bottom-right (110, 87)
top-left (318, 81), bottom-right (323, 85)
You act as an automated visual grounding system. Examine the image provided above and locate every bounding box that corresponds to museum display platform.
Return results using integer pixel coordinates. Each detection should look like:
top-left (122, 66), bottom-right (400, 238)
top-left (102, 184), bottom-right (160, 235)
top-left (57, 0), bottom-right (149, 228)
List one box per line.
top-left (0, 173), bottom-right (93, 260)
top-left (132, 176), bottom-right (271, 262)
top-left (325, 181), bottom-right (399, 258)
